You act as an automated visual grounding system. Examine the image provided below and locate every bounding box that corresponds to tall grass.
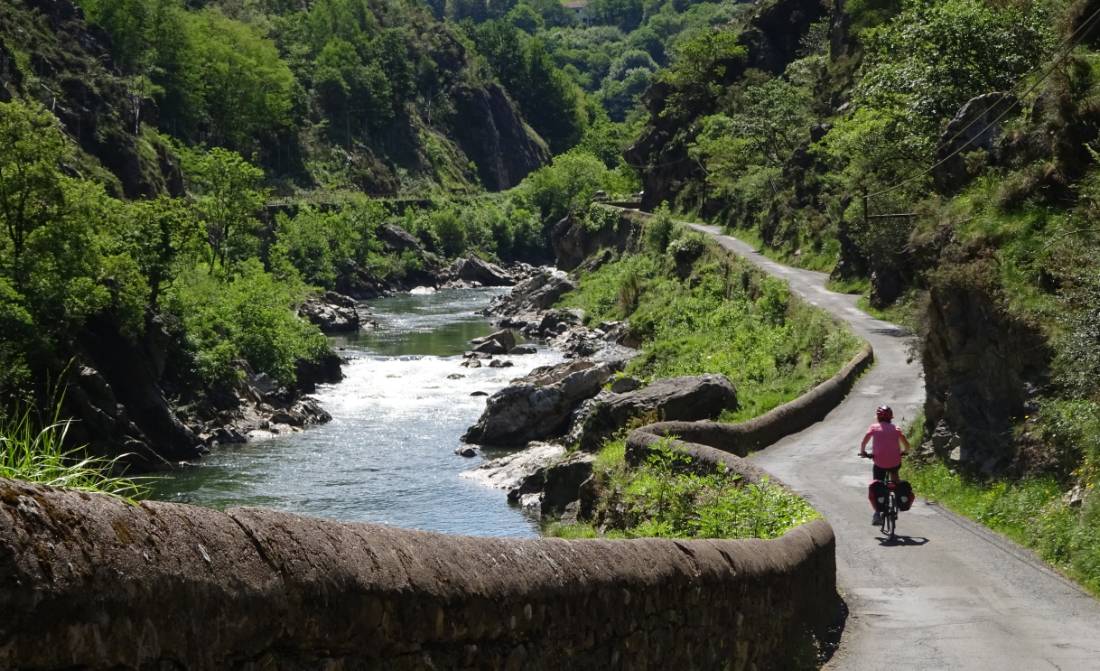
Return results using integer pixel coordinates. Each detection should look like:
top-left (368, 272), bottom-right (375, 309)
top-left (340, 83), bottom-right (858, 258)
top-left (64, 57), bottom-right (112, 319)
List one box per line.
top-left (0, 403), bottom-right (148, 499)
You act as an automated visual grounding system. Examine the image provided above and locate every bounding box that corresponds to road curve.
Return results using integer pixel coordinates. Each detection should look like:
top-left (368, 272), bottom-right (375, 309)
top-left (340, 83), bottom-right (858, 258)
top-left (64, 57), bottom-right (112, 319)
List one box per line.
top-left (684, 222), bottom-right (1100, 671)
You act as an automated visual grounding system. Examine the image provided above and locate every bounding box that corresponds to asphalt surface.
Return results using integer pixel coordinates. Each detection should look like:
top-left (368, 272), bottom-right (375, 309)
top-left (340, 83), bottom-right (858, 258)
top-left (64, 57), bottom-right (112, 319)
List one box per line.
top-left (686, 222), bottom-right (1100, 671)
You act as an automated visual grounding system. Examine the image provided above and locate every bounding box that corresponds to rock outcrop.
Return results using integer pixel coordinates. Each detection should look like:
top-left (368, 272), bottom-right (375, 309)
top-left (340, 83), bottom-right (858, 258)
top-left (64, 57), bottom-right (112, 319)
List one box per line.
top-left (450, 82), bottom-right (552, 190)
top-left (298, 292), bottom-right (361, 333)
top-left (566, 374), bottom-right (740, 452)
top-left (921, 259), bottom-right (1049, 474)
top-left (485, 270), bottom-right (575, 317)
top-left (551, 207), bottom-right (643, 272)
top-left (933, 92), bottom-right (1017, 194)
top-left (508, 451), bottom-right (596, 520)
top-left (462, 360), bottom-right (621, 446)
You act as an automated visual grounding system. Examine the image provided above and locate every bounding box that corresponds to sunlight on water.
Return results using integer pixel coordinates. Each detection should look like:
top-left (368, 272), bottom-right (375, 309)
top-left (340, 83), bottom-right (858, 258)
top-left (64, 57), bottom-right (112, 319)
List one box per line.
top-left (150, 288), bottom-right (560, 537)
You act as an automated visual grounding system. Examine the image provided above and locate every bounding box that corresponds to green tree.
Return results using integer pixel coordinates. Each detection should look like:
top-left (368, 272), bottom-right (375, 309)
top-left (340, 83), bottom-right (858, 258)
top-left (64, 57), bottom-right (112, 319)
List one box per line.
top-left (182, 9), bottom-right (297, 149)
top-left (857, 0), bottom-right (1052, 154)
top-left (0, 100), bottom-right (68, 291)
top-left (587, 0), bottom-right (643, 31)
top-left (113, 196), bottom-right (203, 310)
top-left (184, 148), bottom-right (266, 270)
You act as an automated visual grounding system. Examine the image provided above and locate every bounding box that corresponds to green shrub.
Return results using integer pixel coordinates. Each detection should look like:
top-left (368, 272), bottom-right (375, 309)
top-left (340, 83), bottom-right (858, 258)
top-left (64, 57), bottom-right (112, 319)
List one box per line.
top-left (167, 260), bottom-right (328, 386)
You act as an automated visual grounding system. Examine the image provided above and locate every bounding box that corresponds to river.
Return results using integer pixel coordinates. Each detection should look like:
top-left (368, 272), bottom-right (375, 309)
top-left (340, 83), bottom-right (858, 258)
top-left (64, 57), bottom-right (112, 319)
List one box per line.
top-left (149, 287), bottom-right (561, 538)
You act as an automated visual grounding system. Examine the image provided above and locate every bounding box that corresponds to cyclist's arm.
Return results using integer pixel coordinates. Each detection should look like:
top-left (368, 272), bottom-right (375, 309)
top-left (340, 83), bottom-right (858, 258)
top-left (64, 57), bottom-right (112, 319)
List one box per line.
top-left (899, 431), bottom-right (911, 456)
top-left (859, 431), bottom-right (872, 457)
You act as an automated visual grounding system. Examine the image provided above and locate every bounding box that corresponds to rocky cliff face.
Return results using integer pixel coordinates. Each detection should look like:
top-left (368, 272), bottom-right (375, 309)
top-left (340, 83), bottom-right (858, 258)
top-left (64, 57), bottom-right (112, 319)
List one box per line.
top-left (451, 82), bottom-right (551, 190)
top-left (921, 258), bottom-right (1050, 474)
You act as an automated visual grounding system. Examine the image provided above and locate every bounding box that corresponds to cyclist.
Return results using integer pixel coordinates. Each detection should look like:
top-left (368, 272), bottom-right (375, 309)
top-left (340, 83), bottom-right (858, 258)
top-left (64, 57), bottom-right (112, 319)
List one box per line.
top-left (859, 405), bottom-right (910, 525)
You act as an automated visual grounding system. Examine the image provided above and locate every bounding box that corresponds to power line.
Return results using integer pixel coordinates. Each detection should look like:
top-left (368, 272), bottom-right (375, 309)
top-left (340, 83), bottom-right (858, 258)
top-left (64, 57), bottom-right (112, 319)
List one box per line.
top-left (866, 4), bottom-right (1100, 201)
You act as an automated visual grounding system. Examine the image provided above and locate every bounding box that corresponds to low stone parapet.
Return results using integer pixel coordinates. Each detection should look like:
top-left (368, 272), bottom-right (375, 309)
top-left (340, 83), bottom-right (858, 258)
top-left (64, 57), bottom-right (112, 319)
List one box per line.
top-left (0, 476), bottom-right (836, 669)
top-left (627, 343), bottom-right (874, 469)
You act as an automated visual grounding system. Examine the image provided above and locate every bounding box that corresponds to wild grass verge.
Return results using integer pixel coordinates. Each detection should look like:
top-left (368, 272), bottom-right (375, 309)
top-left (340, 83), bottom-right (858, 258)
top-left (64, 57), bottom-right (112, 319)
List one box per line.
top-left (546, 438), bottom-right (818, 540)
top-left (905, 415), bottom-right (1100, 597)
top-left (557, 216), bottom-right (861, 420)
top-left (0, 403), bottom-right (149, 500)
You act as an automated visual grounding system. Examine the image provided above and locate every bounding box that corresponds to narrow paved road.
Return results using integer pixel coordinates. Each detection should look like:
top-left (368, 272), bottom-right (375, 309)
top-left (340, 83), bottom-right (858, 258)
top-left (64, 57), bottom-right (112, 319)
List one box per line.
top-left (685, 222), bottom-right (1100, 670)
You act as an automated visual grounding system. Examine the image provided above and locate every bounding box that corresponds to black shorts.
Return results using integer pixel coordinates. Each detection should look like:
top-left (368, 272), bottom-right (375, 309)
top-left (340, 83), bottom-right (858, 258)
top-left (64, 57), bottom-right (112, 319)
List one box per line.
top-left (873, 464), bottom-right (900, 482)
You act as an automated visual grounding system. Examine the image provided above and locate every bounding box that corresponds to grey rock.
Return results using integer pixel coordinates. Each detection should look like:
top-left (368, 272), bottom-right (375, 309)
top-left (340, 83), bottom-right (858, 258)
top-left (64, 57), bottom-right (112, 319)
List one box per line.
top-left (488, 359), bottom-right (514, 368)
top-left (451, 256), bottom-right (513, 287)
top-left (510, 345), bottom-right (538, 355)
top-left (463, 361), bottom-right (619, 446)
top-left (454, 446), bottom-right (478, 458)
top-left (299, 292), bottom-right (360, 334)
top-left (470, 329), bottom-right (517, 354)
top-left (933, 92), bottom-right (1016, 194)
top-left (378, 224), bottom-right (424, 255)
top-left (567, 375), bottom-right (739, 452)
top-left (508, 452), bottom-right (595, 519)
top-left (485, 270), bottom-right (575, 318)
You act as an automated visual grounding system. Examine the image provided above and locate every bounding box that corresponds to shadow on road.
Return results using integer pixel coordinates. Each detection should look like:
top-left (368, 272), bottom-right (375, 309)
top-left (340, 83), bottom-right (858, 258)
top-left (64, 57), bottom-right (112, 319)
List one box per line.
top-left (877, 534), bottom-right (930, 548)
top-left (869, 327), bottom-right (912, 338)
top-left (817, 596), bottom-right (848, 665)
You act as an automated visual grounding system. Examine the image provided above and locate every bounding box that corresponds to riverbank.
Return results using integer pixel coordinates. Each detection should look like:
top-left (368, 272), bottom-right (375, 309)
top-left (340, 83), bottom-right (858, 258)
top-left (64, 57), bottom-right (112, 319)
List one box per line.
top-left (151, 287), bottom-right (561, 537)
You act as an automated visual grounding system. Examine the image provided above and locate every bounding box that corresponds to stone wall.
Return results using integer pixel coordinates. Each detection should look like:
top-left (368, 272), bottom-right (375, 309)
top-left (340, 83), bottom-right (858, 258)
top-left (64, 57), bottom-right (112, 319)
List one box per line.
top-left (627, 344), bottom-right (874, 471)
top-left (0, 476), bottom-right (837, 670)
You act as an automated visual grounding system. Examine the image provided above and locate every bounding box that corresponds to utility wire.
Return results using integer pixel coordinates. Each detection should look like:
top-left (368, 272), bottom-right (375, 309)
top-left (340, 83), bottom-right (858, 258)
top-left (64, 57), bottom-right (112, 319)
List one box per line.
top-left (866, 4), bottom-right (1100, 200)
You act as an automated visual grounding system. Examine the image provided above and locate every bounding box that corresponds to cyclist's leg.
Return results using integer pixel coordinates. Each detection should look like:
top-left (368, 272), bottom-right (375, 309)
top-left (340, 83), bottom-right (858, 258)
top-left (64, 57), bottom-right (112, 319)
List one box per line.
top-left (873, 464), bottom-right (886, 481)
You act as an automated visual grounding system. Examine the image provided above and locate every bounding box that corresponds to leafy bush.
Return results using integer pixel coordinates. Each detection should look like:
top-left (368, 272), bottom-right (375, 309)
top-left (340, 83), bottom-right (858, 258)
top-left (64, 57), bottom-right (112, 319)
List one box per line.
top-left (167, 260), bottom-right (328, 386)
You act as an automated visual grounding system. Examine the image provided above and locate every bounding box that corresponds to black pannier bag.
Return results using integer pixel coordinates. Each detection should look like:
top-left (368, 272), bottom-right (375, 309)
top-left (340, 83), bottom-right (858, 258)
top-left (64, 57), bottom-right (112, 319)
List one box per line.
top-left (868, 480), bottom-right (888, 512)
top-left (896, 480), bottom-right (915, 511)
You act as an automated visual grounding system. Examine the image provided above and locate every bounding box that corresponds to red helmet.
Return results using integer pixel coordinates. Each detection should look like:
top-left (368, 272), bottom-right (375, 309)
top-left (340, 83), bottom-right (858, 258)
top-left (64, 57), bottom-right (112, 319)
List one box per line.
top-left (876, 405), bottom-right (893, 422)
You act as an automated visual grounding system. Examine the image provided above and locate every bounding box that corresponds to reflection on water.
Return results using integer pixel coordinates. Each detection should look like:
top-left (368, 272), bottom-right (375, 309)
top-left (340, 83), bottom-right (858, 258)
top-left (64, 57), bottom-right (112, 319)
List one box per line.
top-left (149, 288), bottom-right (560, 538)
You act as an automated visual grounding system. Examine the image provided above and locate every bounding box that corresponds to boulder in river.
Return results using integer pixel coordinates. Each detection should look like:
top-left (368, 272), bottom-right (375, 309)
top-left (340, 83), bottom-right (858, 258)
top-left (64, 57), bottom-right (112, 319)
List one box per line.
top-left (451, 256), bottom-right (513, 286)
top-left (470, 329), bottom-right (516, 354)
top-left (566, 374), bottom-right (739, 451)
top-left (460, 442), bottom-right (566, 491)
top-left (462, 360), bottom-right (621, 446)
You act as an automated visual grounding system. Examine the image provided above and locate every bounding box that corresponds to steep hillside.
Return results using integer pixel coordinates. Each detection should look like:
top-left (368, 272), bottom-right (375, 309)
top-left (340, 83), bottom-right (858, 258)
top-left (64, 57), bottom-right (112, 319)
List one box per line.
top-left (0, 0), bottom-right (552, 196)
top-left (626, 0), bottom-right (1100, 587)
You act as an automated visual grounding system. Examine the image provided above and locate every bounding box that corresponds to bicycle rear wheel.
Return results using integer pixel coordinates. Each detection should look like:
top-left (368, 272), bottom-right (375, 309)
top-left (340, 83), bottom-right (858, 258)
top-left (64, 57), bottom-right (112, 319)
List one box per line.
top-left (882, 494), bottom-right (897, 538)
